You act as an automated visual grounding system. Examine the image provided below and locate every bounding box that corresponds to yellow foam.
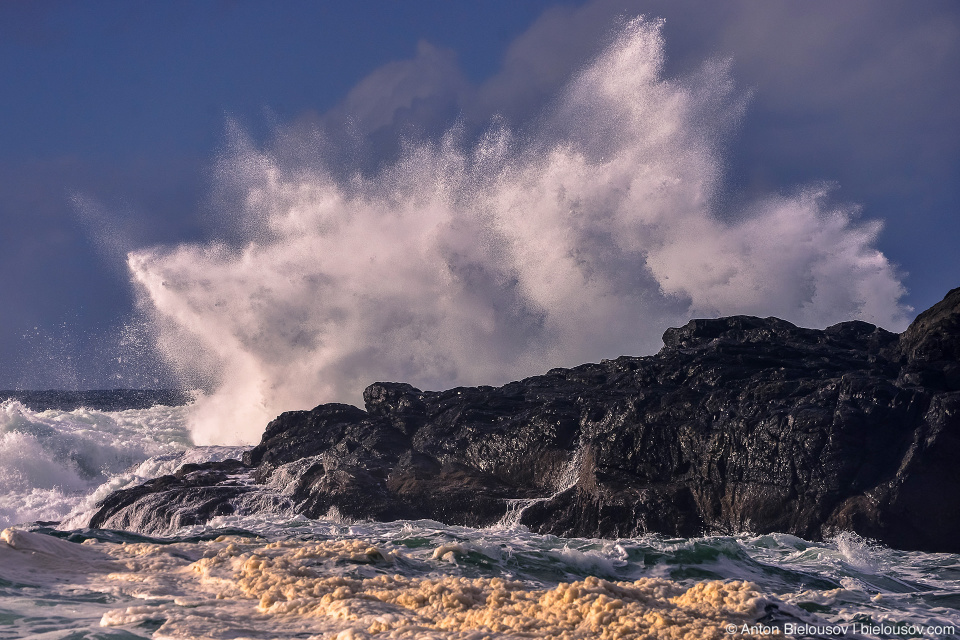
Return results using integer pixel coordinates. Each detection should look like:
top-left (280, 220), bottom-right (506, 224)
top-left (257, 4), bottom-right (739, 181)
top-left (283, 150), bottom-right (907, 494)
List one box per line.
top-left (92, 537), bottom-right (772, 639)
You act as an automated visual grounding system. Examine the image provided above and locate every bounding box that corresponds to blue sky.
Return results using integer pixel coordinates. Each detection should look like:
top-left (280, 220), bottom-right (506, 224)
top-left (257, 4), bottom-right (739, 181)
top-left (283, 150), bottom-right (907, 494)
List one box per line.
top-left (1, 0), bottom-right (958, 389)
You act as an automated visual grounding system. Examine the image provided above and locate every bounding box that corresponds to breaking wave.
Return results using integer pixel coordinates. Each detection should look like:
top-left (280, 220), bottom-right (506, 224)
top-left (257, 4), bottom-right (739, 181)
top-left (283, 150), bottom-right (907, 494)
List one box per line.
top-left (0, 399), bottom-right (192, 528)
top-left (128, 18), bottom-right (908, 444)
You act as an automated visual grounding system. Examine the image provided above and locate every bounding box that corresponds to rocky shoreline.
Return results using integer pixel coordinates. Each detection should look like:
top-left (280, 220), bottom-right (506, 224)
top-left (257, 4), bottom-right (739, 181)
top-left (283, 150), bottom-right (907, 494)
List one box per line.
top-left (89, 288), bottom-right (960, 552)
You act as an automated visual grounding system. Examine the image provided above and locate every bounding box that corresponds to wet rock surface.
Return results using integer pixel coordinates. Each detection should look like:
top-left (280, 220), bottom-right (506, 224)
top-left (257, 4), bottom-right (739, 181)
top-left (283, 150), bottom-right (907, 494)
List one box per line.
top-left (90, 288), bottom-right (960, 552)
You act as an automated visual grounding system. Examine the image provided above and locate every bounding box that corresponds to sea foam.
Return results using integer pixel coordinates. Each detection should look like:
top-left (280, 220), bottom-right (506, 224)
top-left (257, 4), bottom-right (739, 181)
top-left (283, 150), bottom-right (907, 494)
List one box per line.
top-left (6, 522), bottom-right (957, 639)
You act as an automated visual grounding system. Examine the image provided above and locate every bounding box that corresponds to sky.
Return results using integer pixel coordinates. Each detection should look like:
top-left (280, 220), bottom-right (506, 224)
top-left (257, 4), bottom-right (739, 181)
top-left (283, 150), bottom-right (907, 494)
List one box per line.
top-left (1, 0), bottom-right (958, 396)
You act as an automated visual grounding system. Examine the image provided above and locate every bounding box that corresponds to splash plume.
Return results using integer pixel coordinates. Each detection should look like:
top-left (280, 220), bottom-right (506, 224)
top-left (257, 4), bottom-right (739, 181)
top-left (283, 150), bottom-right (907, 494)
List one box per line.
top-left (128, 18), bottom-right (907, 444)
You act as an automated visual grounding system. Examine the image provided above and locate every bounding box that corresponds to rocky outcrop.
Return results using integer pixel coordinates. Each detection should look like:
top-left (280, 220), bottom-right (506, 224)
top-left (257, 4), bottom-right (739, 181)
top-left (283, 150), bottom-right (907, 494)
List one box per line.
top-left (88, 460), bottom-right (276, 532)
top-left (89, 288), bottom-right (960, 552)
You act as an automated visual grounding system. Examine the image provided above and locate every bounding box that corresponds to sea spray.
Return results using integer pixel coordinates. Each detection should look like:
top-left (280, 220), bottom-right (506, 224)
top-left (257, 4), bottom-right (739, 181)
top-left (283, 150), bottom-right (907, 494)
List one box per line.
top-left (128, 18), bottom-right (909, 445)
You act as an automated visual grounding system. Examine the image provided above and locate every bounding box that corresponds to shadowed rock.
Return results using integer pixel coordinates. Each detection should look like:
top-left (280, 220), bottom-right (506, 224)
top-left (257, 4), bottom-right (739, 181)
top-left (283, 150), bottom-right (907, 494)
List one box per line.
top-left (88, 288), bottom-right (960, 552)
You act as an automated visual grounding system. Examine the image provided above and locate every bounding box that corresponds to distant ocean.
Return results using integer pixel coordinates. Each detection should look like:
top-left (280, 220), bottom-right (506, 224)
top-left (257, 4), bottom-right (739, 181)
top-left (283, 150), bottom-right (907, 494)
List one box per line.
top-left (1, 390), bottom-right (958, 640)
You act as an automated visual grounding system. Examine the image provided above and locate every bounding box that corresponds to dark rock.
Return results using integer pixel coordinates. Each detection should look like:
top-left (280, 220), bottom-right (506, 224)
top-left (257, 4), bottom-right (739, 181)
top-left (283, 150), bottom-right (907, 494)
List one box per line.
top-left (91, 288), bottom-right (960, 552)
top-left (87, 460), bottom-right (290, 532)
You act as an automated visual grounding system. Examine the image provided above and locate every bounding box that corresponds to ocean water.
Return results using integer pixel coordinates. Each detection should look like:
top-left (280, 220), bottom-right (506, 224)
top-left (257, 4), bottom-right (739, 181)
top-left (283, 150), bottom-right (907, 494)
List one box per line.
top-left (0, 394), bottom-right (242, 532)
top-left (0, 393), bottom-right (958, 640)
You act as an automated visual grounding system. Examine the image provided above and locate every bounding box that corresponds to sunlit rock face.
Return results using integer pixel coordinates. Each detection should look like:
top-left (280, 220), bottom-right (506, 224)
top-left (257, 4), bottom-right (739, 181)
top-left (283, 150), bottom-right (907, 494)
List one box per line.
top-left (89, 288), bottom-right (960, 553)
